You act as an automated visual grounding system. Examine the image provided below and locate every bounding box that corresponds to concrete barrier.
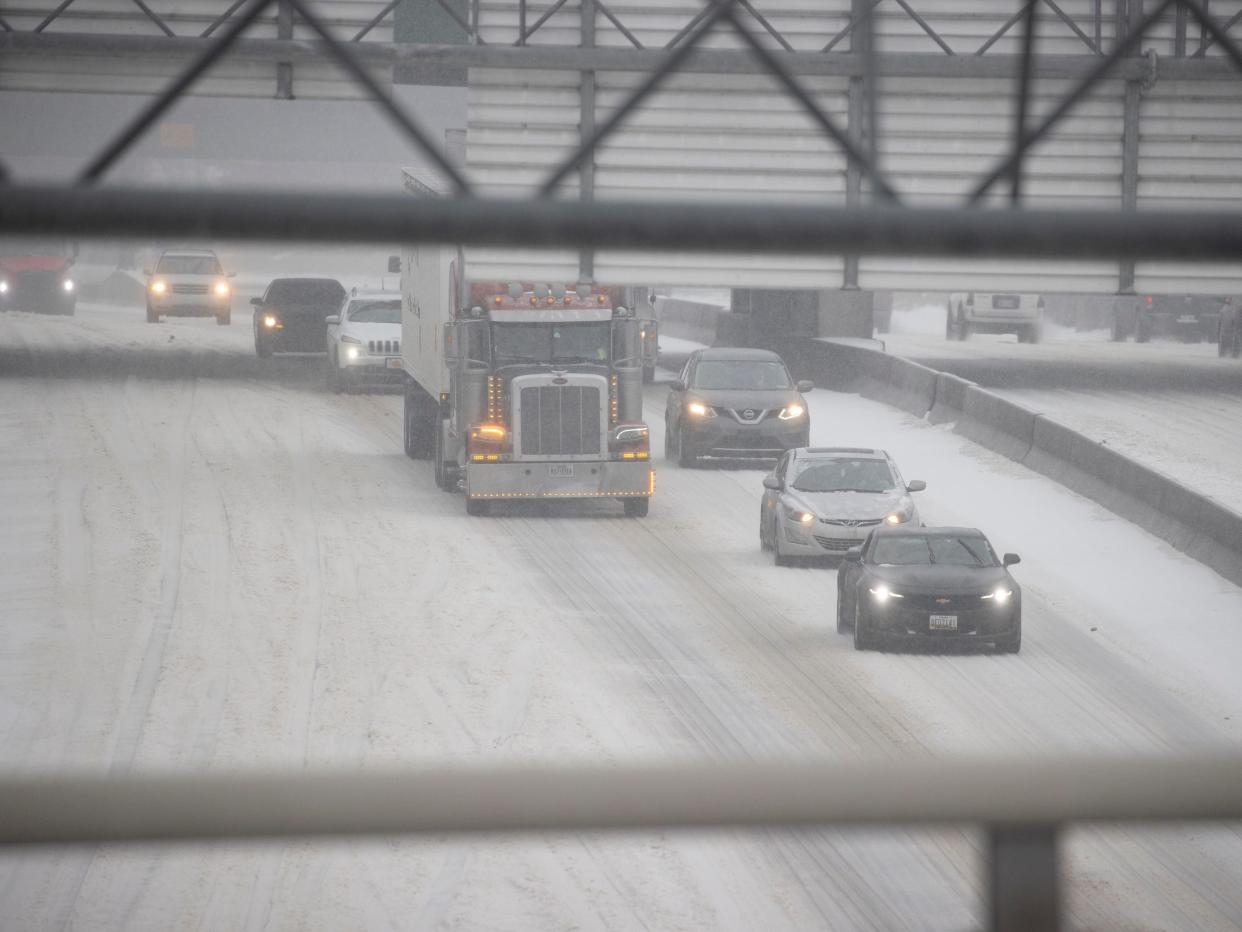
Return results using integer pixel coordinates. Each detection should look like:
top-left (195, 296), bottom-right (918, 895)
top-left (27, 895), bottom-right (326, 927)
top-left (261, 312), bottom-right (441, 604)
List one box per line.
top-left (807, 336), bottom-right (1242, 586)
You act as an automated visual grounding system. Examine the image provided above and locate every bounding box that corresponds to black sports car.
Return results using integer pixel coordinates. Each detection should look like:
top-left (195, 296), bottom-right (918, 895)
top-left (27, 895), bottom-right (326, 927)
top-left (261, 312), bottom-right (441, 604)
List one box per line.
top-left (837, 526), bottom-right (1022, 653)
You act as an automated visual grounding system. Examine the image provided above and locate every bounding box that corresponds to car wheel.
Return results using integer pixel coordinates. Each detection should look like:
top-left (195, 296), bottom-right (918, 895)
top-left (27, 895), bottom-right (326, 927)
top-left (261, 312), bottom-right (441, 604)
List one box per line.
top-left (255, 328), bottom-right (273, 358)
top-left (958, 319), bottom-right (972, 341)
top-left (465, 497), bottom-right (490, 517)
top-left (835, 588), bottom-right (852, 634)
top-left (327, 352), bottom-right (343, 394)
top-left (853, 602), bottom-right (875, 651)
top-left (146, 303), bottom-right (159, 324)
top-left (623, 498), bottom-right (649, 518)
top-left (663, 421), bottom-right (674, 460)
top-left (759, 506), bottom-right (772, 551)
top-left (676, 428), bottom-right (696, 468)
top-left (944, 304), bottom-right (954, 340)
top-left (773, 530), bottom-right (792, 567)
top-left (995, 619), bottom-right (1022, 654)
top-left (642, 364), bottom-right (655, 384)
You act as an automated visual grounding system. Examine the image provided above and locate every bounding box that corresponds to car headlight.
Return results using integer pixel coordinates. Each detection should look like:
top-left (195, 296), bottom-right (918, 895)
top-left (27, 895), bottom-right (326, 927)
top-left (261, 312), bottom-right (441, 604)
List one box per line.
top-left (783, 506), bottom-right (815, 525)
top-left (214, 281), bottom-right (230, 297)
top-left (868, 585), bottom-right (904, 603)
top-left (981, 586), bottom-right (1013, 605)
top-left (884, 511), bottom-right (912, 525)
top-left (778, 403), bottom-right (805, 420)
top-left (340, 335), bottom-right (362, 345)
top-left (62, 279), bottom-right (75, 293)
top-left (686, 401), bottom-right (716, 418)
top-left (263, 314), bottom-right (279, 328)
top-left (149, 280), bottom-right (167, 295)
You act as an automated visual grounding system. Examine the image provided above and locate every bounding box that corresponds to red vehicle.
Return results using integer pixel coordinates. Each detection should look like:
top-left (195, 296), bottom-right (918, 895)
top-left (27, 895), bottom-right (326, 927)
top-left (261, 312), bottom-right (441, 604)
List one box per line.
top-left (0, 239), bottom-right (78, 315)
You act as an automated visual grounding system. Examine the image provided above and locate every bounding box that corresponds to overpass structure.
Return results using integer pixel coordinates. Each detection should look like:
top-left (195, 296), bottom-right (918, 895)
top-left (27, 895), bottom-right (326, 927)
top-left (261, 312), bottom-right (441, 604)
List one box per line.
top-left (2, 0), bottom-right (1241, 299)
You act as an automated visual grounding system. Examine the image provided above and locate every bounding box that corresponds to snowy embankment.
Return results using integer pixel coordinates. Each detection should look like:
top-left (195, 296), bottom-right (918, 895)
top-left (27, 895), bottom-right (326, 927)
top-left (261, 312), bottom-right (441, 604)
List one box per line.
top-left (1, 303), bottom-right (1241, 930)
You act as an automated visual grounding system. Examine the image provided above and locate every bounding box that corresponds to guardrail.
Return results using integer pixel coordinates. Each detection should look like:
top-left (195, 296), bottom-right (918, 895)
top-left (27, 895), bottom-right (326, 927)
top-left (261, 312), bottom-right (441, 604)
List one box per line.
top-left (808, 338), bottom-right (1242, 588)
top-left (4, 753), bottom-right (1241, 932)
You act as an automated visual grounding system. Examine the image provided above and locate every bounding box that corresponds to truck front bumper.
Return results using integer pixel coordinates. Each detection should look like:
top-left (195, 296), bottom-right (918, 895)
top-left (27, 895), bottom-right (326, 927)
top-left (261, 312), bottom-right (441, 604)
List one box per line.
top-left (466, 459), bottom-right (654, 501)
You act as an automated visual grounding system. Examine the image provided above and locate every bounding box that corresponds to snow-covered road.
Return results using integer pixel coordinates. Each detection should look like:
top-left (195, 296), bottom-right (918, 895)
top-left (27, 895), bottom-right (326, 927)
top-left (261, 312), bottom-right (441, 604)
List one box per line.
top-left (2, 303), bottom-right (1241, 930)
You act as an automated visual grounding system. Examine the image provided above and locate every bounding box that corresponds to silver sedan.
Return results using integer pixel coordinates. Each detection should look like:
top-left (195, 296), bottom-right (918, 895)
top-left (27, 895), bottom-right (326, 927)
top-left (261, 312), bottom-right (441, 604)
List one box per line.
top-left (759, 447), bottom-right (926, 565)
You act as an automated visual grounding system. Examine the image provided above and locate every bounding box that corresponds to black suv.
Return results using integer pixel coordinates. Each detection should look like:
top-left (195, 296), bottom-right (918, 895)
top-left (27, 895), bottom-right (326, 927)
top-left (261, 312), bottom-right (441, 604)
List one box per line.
top-left (664, 348), bottom-right (812, 466)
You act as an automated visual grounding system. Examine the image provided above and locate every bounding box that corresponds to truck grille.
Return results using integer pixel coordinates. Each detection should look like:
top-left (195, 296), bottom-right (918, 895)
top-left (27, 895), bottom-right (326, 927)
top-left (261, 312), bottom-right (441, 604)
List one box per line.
top-left (172, 283), bottom-right (209, 294)
top-left (368, 339), bottom-right (399, 355)
top-left (519, 385), bottom-right (602, 456)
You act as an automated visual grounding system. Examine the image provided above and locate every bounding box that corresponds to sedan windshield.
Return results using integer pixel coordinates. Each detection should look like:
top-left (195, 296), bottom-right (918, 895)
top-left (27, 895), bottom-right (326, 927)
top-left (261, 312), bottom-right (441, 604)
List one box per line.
top-left (347, 299), bottom-right (401, 324)
top-left (872, 536), bottom-right (998, 566)
top-left (792, 458), bottom-right (896, 493)
top-left (693, 360), bottom-right (792, 390)
top-left (156, 255), bottom-right (222, 275)
top-left (267, 280), bottom-right (345, 305)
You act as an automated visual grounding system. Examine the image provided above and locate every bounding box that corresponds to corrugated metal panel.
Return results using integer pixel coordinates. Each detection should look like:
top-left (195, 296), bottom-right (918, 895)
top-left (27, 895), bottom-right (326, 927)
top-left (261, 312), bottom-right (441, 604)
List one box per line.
top-left (1134, 78), bottom-right (1242, 294)
top-left (0, 0), bottom-right (394, 97)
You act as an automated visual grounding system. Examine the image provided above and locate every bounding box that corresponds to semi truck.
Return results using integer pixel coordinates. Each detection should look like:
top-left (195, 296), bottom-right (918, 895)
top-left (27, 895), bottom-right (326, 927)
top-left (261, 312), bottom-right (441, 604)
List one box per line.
top-left (398, 243), bottom-right (654, 517)
top-left (0, 238), bottom-right (78, 315)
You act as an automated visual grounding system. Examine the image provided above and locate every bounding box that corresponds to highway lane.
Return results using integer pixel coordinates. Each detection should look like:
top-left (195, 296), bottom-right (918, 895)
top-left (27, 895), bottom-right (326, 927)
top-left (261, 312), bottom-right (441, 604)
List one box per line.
top-left (1, 302), bottom-right (1241, 929)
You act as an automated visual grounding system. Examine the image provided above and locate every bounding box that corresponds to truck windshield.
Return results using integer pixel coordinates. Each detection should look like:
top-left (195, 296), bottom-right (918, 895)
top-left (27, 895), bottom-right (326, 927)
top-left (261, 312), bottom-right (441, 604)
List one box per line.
top-left (492, 322), bottom-right (611, 365)
top-left (0, 238), bottom-right (75, 258)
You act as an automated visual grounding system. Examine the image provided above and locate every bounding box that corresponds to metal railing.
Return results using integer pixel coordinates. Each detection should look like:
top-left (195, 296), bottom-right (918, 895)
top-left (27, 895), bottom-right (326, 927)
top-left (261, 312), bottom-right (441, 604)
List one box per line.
top-left (3, 754), bottom-right (1242, 932)
top-left (3, 4), bottom-right (1242, 931)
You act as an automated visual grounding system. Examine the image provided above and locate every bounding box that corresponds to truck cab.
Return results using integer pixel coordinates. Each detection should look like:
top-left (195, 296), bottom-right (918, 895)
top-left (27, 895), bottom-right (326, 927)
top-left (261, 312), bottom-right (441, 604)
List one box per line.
top-left (399, 254), bottom-right (653, 517)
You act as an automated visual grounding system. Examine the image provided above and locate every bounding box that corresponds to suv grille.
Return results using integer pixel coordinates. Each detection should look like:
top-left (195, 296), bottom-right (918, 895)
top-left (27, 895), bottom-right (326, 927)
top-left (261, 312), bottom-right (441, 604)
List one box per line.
top-left (368, 339), bottom-right (400, 355)
top-left (172, 283), bottom-right (209, 295)
top-left (519, 385), bottom-right (601, 455)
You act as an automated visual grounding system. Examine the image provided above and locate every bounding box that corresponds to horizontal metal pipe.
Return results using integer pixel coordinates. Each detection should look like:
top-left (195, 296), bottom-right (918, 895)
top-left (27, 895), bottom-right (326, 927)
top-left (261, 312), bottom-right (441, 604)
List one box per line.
top-left (2, 753), bottom-right (1241, 846)
top-left (1, 31), bottom-right (1239, 79)
top-left (4, 186), bottom-right (1242, 261)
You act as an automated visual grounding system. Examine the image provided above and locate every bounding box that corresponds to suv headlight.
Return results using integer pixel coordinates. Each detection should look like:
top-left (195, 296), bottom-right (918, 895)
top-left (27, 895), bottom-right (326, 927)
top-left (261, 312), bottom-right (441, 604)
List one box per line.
top-left (686, 401), bottom-right (716, 418)
top-left (778, 403), bottom-right (805, 420)
top-left (149, 280), bottom-right (167, 295)
top-left (214, 281), bottom-right (230, 297)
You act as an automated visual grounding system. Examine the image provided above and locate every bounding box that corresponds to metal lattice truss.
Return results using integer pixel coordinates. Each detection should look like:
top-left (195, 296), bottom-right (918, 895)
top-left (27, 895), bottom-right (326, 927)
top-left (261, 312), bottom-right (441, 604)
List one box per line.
top-left (2, 0), bottom-right (1242, 268)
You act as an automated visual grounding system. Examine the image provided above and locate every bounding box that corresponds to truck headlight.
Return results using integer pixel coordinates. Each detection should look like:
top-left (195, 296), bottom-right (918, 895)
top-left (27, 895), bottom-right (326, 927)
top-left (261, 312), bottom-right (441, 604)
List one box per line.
top-left (346, 346), bottom-right (361, 360)
top-left (686, 401), bottom-right (715, 418)
top-left (778, 403), bottom-right (805, 420)
top-left (62, 279), bottom-right (75, 293)
top-left (0, 281), bottom-right (9, 294)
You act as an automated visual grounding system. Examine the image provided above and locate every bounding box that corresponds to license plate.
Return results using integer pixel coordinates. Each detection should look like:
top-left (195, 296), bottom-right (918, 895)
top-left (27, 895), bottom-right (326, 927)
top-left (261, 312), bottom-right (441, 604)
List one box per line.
top-left (929, 614), bottom-right (958, 631)
top-left (385, 357), bottom-right (403, 369)
top-left (549, 464), bottom-right (574, 478)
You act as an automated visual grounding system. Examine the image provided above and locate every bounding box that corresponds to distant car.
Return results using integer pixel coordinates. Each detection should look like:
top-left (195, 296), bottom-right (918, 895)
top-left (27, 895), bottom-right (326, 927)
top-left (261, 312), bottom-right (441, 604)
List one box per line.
top-left (251, 277), bottom-right (346, 357)
top-left (947, 292), bottom-right (1043, 343)
top-left (145, 249), bottom-right (233, 325)
top-left (837, 526), bottom-right (1022, 653)
top-left (1112, 293), bottom-right (1226, 344)
top-left (664, 347), bottom-right (812, 466)
top-left (760, 447), bottom-right (926, 565)
top-left (325, 290), bottom-right (403, 393)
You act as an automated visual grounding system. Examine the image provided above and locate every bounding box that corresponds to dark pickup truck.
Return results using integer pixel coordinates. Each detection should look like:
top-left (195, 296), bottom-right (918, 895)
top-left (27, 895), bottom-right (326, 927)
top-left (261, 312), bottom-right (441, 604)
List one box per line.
top-left (1112, 293), bottom-right (1226, 344)
top-left (252, 277), bottom-right (347, 357)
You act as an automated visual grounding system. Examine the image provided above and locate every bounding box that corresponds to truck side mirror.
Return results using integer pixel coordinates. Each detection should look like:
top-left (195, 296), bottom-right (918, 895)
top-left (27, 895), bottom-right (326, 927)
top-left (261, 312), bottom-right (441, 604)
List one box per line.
top-left (443, 322), bottom-right (459, 365)
top-left (388, 255), bottom-right (401, 274)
